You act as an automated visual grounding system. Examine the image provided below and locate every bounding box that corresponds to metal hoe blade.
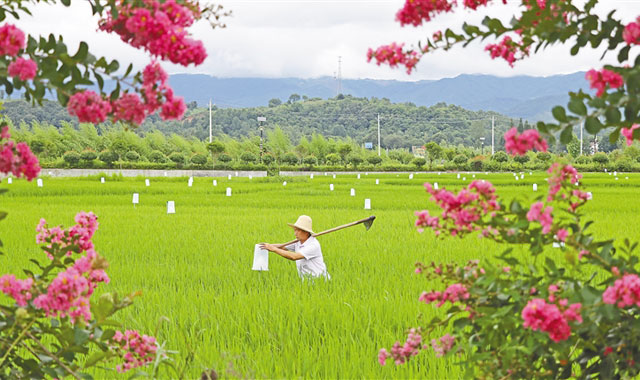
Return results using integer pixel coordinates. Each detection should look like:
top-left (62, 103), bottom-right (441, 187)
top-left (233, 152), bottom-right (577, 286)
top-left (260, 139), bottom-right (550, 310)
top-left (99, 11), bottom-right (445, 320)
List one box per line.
top-left (363, 216), bottom-right (376, 231)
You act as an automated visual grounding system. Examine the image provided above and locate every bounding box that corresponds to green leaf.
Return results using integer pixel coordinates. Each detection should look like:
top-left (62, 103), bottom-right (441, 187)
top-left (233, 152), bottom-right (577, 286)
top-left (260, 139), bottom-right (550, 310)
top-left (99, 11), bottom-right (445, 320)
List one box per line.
top-left (84, 351), bottom-right (108, 369)
top-left (605, 107), bottom-right (621, 124)
top-left (584, 116), bottom-right (603, 134)
top-left (618, 45), bottom-right (630, 63)
top-left (552, 106), bottom-right (568, 122)
top-left (609, 128), bottom-right (621, 144)
top-left (72, 42), bottom-right (89, 62)
top-left (560, 126), bottom-right (573, 144)
top-left (568, 98), bottom-right (587, 116)
top-left (74, 326), bottom-right (91, 346)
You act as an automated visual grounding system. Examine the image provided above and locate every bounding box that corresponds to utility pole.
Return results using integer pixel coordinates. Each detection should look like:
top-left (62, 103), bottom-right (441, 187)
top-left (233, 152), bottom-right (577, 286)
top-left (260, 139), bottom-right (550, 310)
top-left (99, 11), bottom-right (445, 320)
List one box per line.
top-left (377, 114), bottom-right (381, 156)
top-left (257, 116), bottom-right (266, 161)
top-left (580, 121), bottom-right (583, 156)
top-left (209, 99), bottom-right (212, 143)
top-left (337, 56), bottom-right (342, 96)
top-left (491, 116), bottom-right (495, 155)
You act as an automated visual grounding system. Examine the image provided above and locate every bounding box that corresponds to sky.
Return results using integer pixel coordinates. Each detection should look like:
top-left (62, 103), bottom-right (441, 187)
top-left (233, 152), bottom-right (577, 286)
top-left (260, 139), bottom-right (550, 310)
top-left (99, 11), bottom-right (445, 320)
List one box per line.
top-left (13, 0), bottom-right (640, 81)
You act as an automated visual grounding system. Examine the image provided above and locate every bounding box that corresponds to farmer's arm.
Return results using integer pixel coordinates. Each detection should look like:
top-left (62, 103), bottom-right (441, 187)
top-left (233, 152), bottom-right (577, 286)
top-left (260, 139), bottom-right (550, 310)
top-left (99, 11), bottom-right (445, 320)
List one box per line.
top-left (260, 243), bottom-right (304, 261)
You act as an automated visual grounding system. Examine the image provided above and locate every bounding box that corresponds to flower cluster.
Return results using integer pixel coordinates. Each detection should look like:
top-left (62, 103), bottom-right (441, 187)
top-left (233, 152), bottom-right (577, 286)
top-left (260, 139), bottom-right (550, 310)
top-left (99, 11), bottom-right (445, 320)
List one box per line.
top-left (111, 330), bottom-right (158, 372)
top-left (0, 125), bottom-right (40, 181)
top-left (36, 211), bottom-right (98, 258)
top-left (522, 298), bottom-right (582, 342)
top-left (527, 202), bottom-right (553, 234)
top-left (603, 274), bottom-right (640, 308)
top-left (99, 0), bottom-right (206, 67)
top-left (0, 274), bottom-right (34, 307)
top-left (367, 43), bottom-right (421, 74)
top-left (431, 333), bottom-right (455, 357)
top-left (621, 124), bottom-right (639, 146)
top-left (586, 68), bottom-right (624, 97)
top-left (504, 127), bottom-right (548, 156)
top-left (378, 328), bottom-right (422, 365)
top-left (33, 252), bottom-right (109, 323)
top-left (7, 57), bottom-right (37, 81)
top-left (0, 23), bottom-right (25, 56)
top-left (547, 163), bottom-right (582, 202)
top-left (419, 283), bottom-right (470, 307)
top-left (416, 180), bottom-right (499, 237)
top-left (485, 36), bottom-right (529, 67)
top-left (395, 0), bottom-right (453, 26)
top-left (67, 62), bottom-right (185, 125)
top-left (623, 16), bottom-right (640, 45)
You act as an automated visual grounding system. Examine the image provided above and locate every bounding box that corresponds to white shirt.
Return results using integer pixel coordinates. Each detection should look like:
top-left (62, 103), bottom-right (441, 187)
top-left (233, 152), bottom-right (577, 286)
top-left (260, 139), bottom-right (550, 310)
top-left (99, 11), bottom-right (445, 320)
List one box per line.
top-left (286, 236), bottom-right (329, 278)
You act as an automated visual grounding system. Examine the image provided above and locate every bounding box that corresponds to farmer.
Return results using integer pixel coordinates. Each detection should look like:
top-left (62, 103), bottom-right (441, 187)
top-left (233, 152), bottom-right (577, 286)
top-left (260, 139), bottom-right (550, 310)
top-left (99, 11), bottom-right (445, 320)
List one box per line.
top-left (260, 215), bottom-right (329, 279)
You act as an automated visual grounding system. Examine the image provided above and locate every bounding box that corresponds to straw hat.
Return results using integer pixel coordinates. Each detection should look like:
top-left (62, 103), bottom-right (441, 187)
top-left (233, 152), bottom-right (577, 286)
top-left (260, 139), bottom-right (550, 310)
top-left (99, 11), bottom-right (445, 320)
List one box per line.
top-left (288, 215), bottom-right (314, 234)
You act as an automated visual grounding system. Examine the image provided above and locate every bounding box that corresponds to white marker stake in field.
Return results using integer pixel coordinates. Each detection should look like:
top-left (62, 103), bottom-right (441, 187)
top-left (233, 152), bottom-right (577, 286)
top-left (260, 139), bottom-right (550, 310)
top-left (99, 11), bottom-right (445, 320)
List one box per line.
top-left (188, 179), bottom-right (193, 187)
top-left (226, 187), bottom-right (232, 196)
top-left (333, 174), bottom-right (336, 179)
top-left (457, 173), bottom-right (460, 179)
top-left (434, 182), bottom-right (439, 190)
top-left (252, 244), bottom-right (269, 271)
top-left (357, 174), bottom-right (361, 179)
top-left (438, 172), bottom-right (441, 175)
top-left (616, 177), bottom-right (619, 181)
top-left (515, 177), bottom-right (519, 181)
top-left (614, 171), bottom-right (617, 176)
top-left (409, 173), bottom-right (413, 179)
top-left (164, 171), bottom-right (168, 177)
top-left (529, 172), bottom-right (532, 175)
top-left (472, 174), bottom-right (475, 178)
top-left (626, 176), bottom-right (629, 180)
top-left (364, 198), bottom-right (371, 210)
top-left (521, 174), bottom-right (524, 179)
top-left (166, 201), bottom-right (175, 214)
top-left (37, 179), bottom-right (43, 187)
top-left (283, 181), bottom-right (287, 186)
top-left (375, 179), bottom-right (379, 185)
top-left (228, 174), bottom-right (232, 180)
top-left (132, 193), bottom-right (139, 205)
top-left (145, 179), bottom-right (150, 187)
top-left (350, 188), bottom-right (355, 196)
top-left (100, 177), bottom-right (105, 184)
top-left (533, 184), bottom-right (538, 191)
top-left (235, 171), bottom-right (239, 177)
top-left (7, 178), bottom-right (11, 184)
top-left (310, 174), bottom-right (314, 179)
top-left (330, 184), bottom-right (334, 191)
top-left (462, 177), bottom-right (466, 181)
top-left (213, 180), bottom-right (217, 186)
top-left (249, 175), bottom-right (252, 180)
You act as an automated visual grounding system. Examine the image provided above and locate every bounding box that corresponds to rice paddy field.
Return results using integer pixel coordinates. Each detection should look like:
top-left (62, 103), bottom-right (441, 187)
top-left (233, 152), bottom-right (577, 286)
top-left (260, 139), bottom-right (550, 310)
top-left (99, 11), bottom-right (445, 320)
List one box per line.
top-left (0, 171), bottom-right (638, 379)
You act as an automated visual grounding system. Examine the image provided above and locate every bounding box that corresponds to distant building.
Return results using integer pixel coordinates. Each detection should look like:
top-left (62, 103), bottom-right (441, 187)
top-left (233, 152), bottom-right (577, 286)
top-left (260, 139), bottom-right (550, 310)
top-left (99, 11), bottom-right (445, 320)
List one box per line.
top-left (365, 142), bottom-right (374, 149)
top-left (590, 136), bottom-right (599, 154)
top-left (412, 146), bottom-right (426, 157)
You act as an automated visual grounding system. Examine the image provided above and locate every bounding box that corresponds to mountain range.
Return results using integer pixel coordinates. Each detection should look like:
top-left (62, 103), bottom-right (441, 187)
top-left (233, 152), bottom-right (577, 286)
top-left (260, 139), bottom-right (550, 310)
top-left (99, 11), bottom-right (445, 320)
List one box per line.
top-left (167, 72), bottom-right (589, 122)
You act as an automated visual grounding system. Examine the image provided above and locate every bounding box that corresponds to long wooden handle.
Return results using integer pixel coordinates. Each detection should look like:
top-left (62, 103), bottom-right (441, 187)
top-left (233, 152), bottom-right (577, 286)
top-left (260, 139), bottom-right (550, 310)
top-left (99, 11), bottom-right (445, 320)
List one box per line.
top-left (277, 216), bottom-right (375, 248)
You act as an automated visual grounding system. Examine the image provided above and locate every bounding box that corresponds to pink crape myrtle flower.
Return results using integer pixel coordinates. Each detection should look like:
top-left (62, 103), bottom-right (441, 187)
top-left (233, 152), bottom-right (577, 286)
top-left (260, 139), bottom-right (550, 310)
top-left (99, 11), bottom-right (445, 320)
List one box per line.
top-left (623, 17), bottom-right (640, 45)
top-left (526, 202), bottom-right (553, 234)
top-left (67, 91), bottom-right (112, 124)
top-left (522, 298), bottom-right (582, 342)
top-left (420, 283), bottom-right (470, 307)
top-left (0, 274), bottom-right (34, 306)
top-left (603, 274), bottom-right (640, 308)
top-left (547, 163), bottom-right (582, 201)
top-left (0, 24), bottom-right (25, 56)
top-left (556, 228), bottom-right (568, 242)
top-left (111, 330), bottom-right (158, 372)
top-left (367, 42), bottom-right (421, 74)
top-left (7, 57), bottom-right (37, 80)
top-left (0, 127), bottom-right (40, 181)
top-left (160, 96), bottom-right (186, 120)
top-left (586, 68), bottom-right (624, 97)
top-left (504, 127), bottom-right (548, 156)
top-left (36, 211), bottom-right (98, 257)
top-left (112, 93), bottom-right (147, 125)
top-left (621, 124), bottom-right (640, 146)
top-left (485, 35), bottom-right (528, 67)
top-left (395, 0), bottom-right (454, 26)
top-left (378, 328), bottom-right (422, 366)
top-left (431, 333), bottom-right (455, 357)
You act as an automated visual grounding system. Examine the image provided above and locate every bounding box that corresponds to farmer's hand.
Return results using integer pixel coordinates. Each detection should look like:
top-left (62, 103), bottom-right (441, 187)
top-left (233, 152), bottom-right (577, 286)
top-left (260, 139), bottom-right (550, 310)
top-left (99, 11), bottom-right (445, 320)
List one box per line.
top-left (259, 243), bottom-right (273, 251)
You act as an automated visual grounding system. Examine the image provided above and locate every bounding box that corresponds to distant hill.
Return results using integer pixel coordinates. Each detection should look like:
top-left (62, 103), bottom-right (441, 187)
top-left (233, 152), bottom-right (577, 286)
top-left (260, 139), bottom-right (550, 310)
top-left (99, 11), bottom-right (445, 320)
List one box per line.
top-left (167, 72), bottom-right (588, 121)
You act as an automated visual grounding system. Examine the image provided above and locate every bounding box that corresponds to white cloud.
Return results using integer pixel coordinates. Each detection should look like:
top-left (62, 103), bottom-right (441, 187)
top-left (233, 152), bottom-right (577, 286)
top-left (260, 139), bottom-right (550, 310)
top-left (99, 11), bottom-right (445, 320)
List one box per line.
top-left (12, 0), bottom-right (640, 81)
